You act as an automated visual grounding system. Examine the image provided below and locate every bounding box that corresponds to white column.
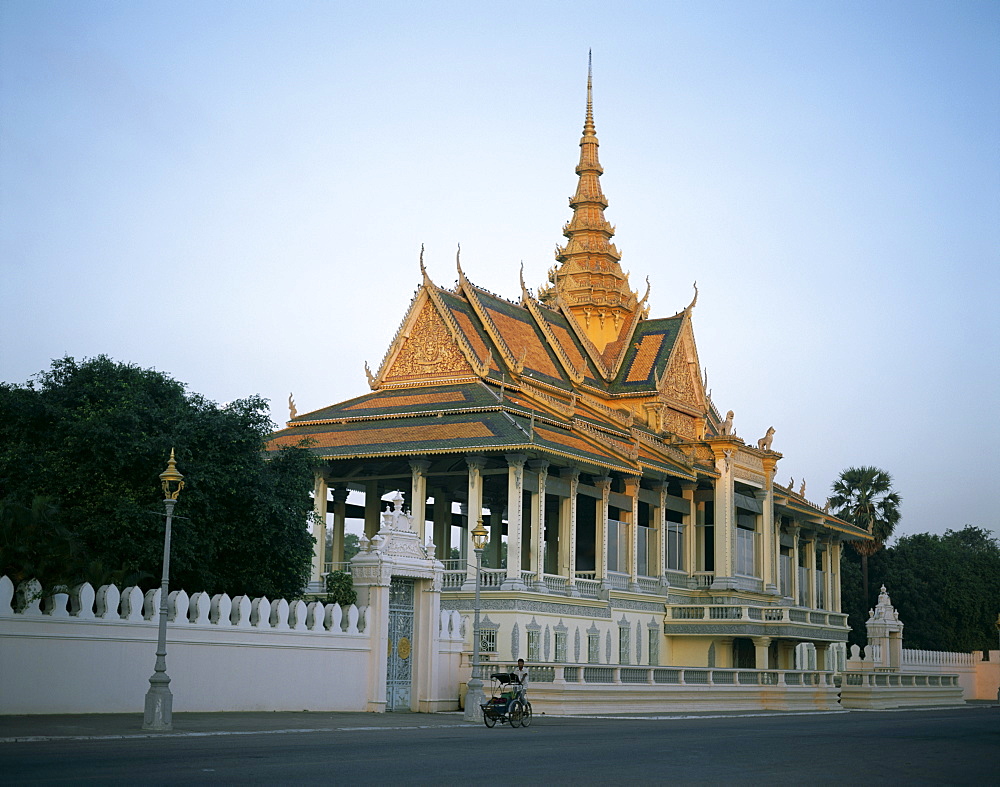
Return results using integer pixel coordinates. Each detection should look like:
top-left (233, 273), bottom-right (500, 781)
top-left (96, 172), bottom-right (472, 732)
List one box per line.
top-left (710, 446), bottom-right (737, 590)
top-left (822, 537), bottom-right (834, 611)
top-left (831, 538), bottom-right (842, 613)
top-left (752, 636), bottom-right (772, 670)
top-left (462, 456), bottom-right (485, 591)
top-left (595, 476), bottom-right (611, 584)
top-left (681, 482), bottom-right (697, 577)
top-left (788, 525), bottom-right (801, 605)
top-left (529, 460), bottom-right (549, 592)
top-left (625, 478), bottom-right (641, 592)
top-left (560, 468), bottom-right (580, 595)
top-left (331, 487), bottom-right (348, 564)
top-left (503, 454), bottom-right (527, 590)
top-left (409, 460), bottom-right (430, 542)
top-left (656, 483), bottom-right (667, 581)
top-left (311, 473), bottom-right (328, 583)
top-left (805, 534), bottom-right (817, 609)
top-left (755, 489), bottom-right (776, 594)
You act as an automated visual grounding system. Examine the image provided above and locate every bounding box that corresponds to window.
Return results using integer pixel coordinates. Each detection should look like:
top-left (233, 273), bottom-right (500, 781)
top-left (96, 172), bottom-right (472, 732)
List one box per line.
top-left (648, 630), bottom-right (659, 666)
top-left (554, 631), bottom-right (567, 663)
top-left (779, 552), bottom-right (792, 597)
top-left (588, 632), bottom-right (600, 663)
top-left (480, 627), bottom-right (497, 655)
top-left (607, 519), bottom-right (628, 573)
top-left (736, 513), bottom-right (756, 576)
top-left (527, 629), bottom-right (540, 662)
top-left (619, 625), bottom-right (630, 665)
top-left (666, 514), bottom-right (684, 571)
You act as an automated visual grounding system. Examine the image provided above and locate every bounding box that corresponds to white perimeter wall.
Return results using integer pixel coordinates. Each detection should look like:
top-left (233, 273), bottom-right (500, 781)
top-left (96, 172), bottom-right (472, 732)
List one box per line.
top-left (0, 576), bottom-right (373, 714)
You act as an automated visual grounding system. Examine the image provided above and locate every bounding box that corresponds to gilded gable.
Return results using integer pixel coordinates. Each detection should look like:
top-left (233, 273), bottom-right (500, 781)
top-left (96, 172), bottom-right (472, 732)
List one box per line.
top-left (382, 299), bottom-right (475, 383)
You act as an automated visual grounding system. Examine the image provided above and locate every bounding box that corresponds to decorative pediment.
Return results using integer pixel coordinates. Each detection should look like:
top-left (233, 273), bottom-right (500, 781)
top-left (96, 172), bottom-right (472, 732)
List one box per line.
top-left (380, 293), bottom-right (477, 385)
top-left (658, 318), bottom-right (705, 412)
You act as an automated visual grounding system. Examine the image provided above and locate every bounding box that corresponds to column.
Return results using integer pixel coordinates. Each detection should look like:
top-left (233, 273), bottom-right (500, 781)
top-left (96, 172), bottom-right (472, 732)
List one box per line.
top-left (821, 537), bottom-right (833, 611)
top-left (409, 460), bottom-right (430, 542)
top-left (364, 480), bottom-right (381, 538)
top-left (715, 638), bottom-right (735, 668)
top-left (709, 446), bottom-right (737, 590)
top-left (311, 473), bottom-right (328, 583)
top-left (432, 491), bottom-right (450, 561)
top-left (624, 477), bottom-right (640, 592)
top-left (529, 460), bottom-right (549, 592)
top-left (680, 482), bottom-right (698, 579)
top-left (655, 483), bottom-right (667, 581)
top-left (331, 487), bottom-right (349, 564)
top-left (830, 538), bottom-right (842, 613)
top-left (461, 456), bottom-right (486, 591)
top-left (559, 468), bottom-right (580, 596)
top-left (761, 454), bottom-right (780, 595)
top-left (502, 454), bottom-right (527, 590)
top-left (594, 476), bottom-right (611, 584)
top-left (752, 636), bottom-right (772, 670)
top-left (788, 525), bottom-right (801, 605)
top-left (815, 642), bottom-right (830, 671)
top-left (754, 489), bottom-right (776, 594)
top-left (804, 534), bottom-right (817, 609)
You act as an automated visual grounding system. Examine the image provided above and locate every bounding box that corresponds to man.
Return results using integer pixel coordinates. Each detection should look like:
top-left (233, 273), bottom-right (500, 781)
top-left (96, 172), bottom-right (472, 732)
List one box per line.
top-left (513, 658), bottom-right (529, 698)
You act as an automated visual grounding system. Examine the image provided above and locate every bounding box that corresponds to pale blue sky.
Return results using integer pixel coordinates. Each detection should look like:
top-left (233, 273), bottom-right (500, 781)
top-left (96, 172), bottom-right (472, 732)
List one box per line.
top-left (2, 1), bottom-right (997, 539)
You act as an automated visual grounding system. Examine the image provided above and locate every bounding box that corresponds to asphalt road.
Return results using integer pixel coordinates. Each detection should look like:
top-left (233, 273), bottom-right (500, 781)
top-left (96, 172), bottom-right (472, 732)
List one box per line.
top-left (2, 708), bottom-right (997, 785)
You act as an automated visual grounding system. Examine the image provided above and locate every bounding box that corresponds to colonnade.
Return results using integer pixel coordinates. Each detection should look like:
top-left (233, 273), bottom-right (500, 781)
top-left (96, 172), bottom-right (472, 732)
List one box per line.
top-left (310, 452), bottom-right (842, 612)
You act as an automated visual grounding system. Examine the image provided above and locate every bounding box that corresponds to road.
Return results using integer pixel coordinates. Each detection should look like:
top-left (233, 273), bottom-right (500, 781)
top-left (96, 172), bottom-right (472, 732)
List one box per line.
top-left (2, 707), bottom-right (997, 784)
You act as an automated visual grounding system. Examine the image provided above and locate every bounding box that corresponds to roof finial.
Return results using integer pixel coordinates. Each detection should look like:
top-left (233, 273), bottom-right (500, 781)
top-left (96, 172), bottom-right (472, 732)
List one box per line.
top-left (584, 49), bottom-right (595, 137)
top-left (419, 243), bottom-right (427, 279)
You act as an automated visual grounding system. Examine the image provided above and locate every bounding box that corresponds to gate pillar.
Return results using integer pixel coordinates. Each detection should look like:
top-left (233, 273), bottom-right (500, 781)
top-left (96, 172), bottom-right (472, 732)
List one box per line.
top-left (351, 492), bottom-right (445, 713)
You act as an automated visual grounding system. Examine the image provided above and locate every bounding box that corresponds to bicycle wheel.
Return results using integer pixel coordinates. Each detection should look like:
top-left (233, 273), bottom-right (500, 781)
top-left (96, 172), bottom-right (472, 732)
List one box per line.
top-left (483, 708), bottom-right (497, 728)
top-left (520, 701), bottom-right (532, 727)
top-left (508, 700), bottom-right (523, 728)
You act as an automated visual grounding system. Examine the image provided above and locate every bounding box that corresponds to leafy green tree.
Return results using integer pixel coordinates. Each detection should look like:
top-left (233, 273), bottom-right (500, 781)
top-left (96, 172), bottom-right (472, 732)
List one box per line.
top-left (840, 526), bottom-right (1000, 651)
top-left (829, 466), bottom-right (901, 607)
top-left (0, 356), bottom-right (317, 598)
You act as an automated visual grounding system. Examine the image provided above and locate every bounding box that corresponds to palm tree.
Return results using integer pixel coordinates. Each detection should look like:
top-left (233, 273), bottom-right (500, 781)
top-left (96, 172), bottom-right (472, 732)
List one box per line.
top-left (829, 466), bottom-right (902, 606)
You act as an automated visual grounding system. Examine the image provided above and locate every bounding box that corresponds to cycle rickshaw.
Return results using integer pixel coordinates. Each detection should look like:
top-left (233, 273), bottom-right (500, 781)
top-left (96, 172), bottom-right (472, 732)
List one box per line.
top-left (480, 672), bottom-right (532, 728)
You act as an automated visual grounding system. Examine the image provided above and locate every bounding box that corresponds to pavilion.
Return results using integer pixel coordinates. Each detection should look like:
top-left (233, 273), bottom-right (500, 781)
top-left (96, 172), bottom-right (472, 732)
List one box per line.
top-left (268, 63), bottom-right (871, 689)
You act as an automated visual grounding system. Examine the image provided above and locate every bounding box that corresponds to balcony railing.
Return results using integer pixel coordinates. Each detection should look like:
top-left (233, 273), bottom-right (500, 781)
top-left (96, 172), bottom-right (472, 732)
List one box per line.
top-left (492, 662), bottom-right (836, 688)
top-left (665, 604), bottom-right (848, 629)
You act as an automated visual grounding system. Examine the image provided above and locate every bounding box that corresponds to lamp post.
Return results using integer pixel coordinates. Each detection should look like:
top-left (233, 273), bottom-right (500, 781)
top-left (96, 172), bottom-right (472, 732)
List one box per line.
top-left (143, 449), bottom-right (184, 731)
top-left (463, 517), bottom-right (489, 722)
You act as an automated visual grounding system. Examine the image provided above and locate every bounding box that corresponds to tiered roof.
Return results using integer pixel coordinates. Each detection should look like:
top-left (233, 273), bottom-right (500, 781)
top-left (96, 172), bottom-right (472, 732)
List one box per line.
top-left (267, 61), bottom-right (868, 538)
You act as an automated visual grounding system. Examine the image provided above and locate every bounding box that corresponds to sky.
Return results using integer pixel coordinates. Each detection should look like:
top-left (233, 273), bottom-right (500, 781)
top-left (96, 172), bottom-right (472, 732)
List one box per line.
top-left (2, 1), bottom-right (998, 541)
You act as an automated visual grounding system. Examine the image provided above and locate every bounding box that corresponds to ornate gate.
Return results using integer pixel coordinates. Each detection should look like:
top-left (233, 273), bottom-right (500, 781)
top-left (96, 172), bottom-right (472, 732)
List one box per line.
top-left (386, 577), bottom-right (415, 711)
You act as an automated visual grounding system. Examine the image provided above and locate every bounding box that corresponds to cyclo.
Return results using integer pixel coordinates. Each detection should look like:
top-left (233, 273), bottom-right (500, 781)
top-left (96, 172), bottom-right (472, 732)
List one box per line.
top-left (480, 672), bottom-right (532, 728)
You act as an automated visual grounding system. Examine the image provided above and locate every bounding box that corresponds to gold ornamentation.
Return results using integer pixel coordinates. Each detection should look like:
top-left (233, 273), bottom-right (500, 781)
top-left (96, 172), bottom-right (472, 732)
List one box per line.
top-left (397, 637), bottom-right (411, 660)
top-left (385, 301), bottom-right (472, 380)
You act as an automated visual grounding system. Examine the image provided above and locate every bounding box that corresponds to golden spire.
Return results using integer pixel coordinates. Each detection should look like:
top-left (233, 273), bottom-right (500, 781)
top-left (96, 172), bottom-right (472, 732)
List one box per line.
top-left (540, 52), bottom-right (640, 359)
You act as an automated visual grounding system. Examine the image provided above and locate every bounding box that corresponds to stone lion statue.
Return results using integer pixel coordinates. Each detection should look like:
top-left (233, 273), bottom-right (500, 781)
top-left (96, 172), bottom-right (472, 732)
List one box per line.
top-left (757, 426), bottom-right (775, 451)
top-left (721, 410), bottom-right (734, 436)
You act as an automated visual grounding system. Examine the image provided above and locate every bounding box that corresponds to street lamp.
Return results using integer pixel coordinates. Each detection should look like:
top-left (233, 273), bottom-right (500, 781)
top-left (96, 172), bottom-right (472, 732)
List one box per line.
top-left (143, 449), bottom-right (184, 731)
top-left (463, 516), bottom-right (489, 722)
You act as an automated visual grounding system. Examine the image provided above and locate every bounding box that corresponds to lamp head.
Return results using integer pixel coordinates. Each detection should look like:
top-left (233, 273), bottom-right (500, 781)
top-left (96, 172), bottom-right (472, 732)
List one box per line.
top-left (159, 448), bottom-right (184, 500)
top-left (471, 517), bottom-right (488, 551)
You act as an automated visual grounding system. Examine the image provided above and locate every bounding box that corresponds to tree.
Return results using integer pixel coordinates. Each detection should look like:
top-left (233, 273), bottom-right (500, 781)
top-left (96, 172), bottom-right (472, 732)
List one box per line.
top-left (840, 526), bottom-right (1000, 651)
top-left (0, 356), bottom-right (317, 599)
top-left (829, 466), bottom-right (901, 608)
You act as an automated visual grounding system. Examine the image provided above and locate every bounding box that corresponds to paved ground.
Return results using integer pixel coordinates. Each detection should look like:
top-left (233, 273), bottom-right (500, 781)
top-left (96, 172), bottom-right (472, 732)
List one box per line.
top-left (1, 704), bottom-right (997, 784)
